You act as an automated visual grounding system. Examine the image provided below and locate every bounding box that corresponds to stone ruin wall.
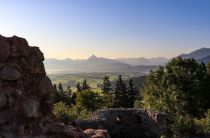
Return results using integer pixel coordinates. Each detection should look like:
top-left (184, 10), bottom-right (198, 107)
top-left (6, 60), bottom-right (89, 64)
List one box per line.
top-left (0, 35), bottom-right (86, 138)
top-left (75, 108), bottom-right (167, 138)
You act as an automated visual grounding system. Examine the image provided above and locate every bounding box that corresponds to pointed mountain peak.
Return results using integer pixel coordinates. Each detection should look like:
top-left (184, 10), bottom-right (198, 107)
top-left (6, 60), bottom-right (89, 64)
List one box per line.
top-left (63, 58), bottom-right (72, 61)
top-left (88, 54), bottom-right (98, 60)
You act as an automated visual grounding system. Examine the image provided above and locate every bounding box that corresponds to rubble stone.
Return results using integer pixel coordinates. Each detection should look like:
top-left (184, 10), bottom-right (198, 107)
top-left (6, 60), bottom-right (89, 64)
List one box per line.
top-left (0, 92), bottom-right (7, 108)
top-left (84, 129), bottom-right (111, 138)
top-left (0, 65), bottom-right (22, 81)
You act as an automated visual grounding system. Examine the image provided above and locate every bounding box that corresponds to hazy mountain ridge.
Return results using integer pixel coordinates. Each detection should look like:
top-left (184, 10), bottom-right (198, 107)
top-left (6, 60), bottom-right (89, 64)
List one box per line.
top-left (179, 47), bottom-right (210, 60)
top-left (44, 48), bottom-right (210, 74)
top-left (116, 57), bottom-right (169, 66)
top-left (179, 47), bottom-right (210, 64)
top-left (198, 55), bottom-right (210, 64)
top-left (44, 55), bottom-right (158, 74)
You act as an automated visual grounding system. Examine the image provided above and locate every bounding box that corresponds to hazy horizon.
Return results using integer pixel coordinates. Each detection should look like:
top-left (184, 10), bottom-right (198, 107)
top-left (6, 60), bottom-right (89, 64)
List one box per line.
top-left (45, 47), bottom-right (209, 60)
top-left (46, 54), bottom-right (169, 60)
top-left (1, 0), bottom-right (210, 59)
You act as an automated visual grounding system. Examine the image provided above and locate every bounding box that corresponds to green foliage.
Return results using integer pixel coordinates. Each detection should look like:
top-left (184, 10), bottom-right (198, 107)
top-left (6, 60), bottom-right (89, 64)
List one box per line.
top-left (113, 75), bottom-right (138, 108)
top-left (144, 57), bottom-right (209, 116)
top-left (53, 102), bottom-right (74, 124)
top-left (53, 84), bottom-right (57, 91)
top-left (76, 90), bottom-right (105, 112)
top-left (54, 83), bottom-right (77, 106)
top-left (126, 79), bottom-right (138, 108)
top-left (134, 100), bottom-right (145, 108)
top-left (102, 75), bottom-right (112, 94)
top-left (194, 109), bottom-right (210, 134)
top-left (71, 92), bottom-right (77, 105)
top-left (82, 79), bottom-right (90, 91)
top-left (170, 115), bottom-right (198, 137)
top-left (53, 101), bottom-right (92, 124)
top-left (58, 83), bottom-right (63, 92)
top-left (102, 93), bottom-right (113, 108)
top-left (53, 78), bottom-right (113, 124)
top-left (76, 82), bottom-right (82, 93)
top-left (52, 73), bottom-right (141, 129)
top-left (53, 88), bottom-right (113, 124)
top-left (113, 75), bottom-right (127, 107)
top-left (142, 57), bottom-right (210, 136)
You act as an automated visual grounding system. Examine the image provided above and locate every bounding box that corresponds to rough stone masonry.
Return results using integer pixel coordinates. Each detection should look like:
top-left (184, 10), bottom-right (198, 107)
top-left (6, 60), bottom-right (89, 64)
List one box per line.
top-left (75, 108), bottom-right (167, 138)
top-left (0, 35), bottom-right (86, 137)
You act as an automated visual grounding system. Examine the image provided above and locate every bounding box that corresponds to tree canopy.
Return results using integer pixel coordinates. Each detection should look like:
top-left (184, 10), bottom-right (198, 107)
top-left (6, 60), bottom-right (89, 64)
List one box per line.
top-left (144, 57), bottom-right (209, 117)
top-left (142, 57), bottom-right (210, 136)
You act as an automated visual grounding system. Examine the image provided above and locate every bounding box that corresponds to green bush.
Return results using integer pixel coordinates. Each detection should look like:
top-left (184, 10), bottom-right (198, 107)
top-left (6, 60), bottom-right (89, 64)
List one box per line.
top-left (53, 101), bottom-right (92, 124)
top-left (76, 90), bottom-right (109, 112)
top-left (194, 109), bottom-right (210, 135)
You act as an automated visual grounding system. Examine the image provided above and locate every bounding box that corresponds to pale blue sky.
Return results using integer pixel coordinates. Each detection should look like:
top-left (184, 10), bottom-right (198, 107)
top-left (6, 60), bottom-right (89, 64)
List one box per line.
top-left (0, 0), bottom-right (210, 59)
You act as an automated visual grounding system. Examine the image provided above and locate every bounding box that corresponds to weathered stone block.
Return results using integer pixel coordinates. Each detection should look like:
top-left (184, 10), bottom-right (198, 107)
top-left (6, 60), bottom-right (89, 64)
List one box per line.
top-left (0, 65), bottom-right (22, 81)
top-left (0, 39), bottom-right (10, 62)
top-left (30, 62), bottom-right (46, 75)
top-left (84, 129), bottom-right (111, 138)
top-left (8, 35), bottom-right (30, 57)
top-left (23, 99), bottom-right (39, 118)
top-left (0, 110), bottom-right (11, 125)
top-left (0, 92), bottom-right (7, 108)
top-left (30, 47), bottom-right (44, 62)
top-left (40, 76), bottom-right (54, 95)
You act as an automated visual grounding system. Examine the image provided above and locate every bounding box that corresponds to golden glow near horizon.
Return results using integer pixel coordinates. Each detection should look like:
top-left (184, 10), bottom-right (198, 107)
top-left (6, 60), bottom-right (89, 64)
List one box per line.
top-left (31, 38), bottom-right (185, 59)
top-left (0, 32), bottom-right (204, 60)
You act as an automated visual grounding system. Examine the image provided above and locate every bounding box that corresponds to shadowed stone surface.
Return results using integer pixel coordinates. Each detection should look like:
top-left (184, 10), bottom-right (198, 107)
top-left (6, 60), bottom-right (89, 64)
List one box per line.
top-left (0, 65), bottom-right (22, 81)
top-left (0, 35), bottom-right (86, 138)
top-left (75, 108), bottom-right (167, 138)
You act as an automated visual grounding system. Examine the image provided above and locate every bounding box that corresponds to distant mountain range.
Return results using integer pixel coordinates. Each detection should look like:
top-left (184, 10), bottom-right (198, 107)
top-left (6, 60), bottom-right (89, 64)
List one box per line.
top-left (44, 55), bottom-right (157, 74)
top-left (44, 48), bottom-right (210, 74)
top-left (116, 57), bottom-right (169, 66)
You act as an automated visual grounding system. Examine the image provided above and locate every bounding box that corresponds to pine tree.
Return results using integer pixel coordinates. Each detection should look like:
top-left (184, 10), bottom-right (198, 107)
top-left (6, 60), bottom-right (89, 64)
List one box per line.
top-left (58, 83), bottom-right (64, 93)
top-left (76, 82), bottom-right (82, 93)
top-left (53, 84), bottom-right (57, 92)
top-left (126, 79), bottom-right (137, 108)
top-left (102, 75), bottom-right (112, 94)
top-left (53, 84), bottom-right (59, 103)
top-left (71, 92), bottom-right (77, 105)
top-left (64, 85), bottom-right (72, 106)
top-left (66, 85), bottom-right (72, 93)
top-left (82, 79), bottom-right (90, 90)
top-left (56, 83), bottom-right (65, 103)
top-left (113, 75), bottom-right (127, 107)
